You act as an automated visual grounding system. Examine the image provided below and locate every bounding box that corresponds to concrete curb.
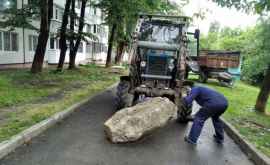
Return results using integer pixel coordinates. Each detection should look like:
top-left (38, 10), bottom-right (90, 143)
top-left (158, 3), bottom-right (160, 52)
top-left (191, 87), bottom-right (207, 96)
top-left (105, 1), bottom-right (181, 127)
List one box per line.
top-left (222, 118), bottom-right (270, 165)
top-left (0, 83), bottom-right (117, 160)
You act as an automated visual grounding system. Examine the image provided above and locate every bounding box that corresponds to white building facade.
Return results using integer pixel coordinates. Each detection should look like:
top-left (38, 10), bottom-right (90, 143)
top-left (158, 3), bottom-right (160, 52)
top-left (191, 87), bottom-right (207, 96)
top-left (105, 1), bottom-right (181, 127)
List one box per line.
top-left (0, 0), bottom-right (108, 66)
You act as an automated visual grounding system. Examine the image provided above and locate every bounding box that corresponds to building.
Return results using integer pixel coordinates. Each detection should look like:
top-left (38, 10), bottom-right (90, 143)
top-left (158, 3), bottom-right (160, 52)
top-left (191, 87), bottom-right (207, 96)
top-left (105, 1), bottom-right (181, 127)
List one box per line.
top-left (0, 0), bottom-right (109, 68)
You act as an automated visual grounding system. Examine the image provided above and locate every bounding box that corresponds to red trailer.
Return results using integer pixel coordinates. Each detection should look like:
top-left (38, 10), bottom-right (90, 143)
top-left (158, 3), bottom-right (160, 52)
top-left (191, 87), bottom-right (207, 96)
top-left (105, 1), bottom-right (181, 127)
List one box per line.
top-left (187, 50), bottom-right (241, 86)
top-left (198, 50), bottom-right (240, 69)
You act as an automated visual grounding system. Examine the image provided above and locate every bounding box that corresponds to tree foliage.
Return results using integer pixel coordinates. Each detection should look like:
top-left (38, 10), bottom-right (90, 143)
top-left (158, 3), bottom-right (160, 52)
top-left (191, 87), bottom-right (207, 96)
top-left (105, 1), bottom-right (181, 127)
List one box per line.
top-left (31, 0), bottom-right (53, 73)
top-left (96, 0), bottom-right (186, 67)
top-left (212, 0), bottom-right (270, 14)
top-left (211, 0), bottom-right (270, 113)
top-left (0, 1), bottom-right (40, 31)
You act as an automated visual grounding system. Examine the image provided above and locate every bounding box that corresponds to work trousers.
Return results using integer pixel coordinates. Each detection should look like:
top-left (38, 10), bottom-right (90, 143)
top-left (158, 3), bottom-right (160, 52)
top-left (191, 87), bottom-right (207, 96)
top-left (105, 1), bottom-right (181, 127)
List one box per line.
top-left (188, 103), bottom-right (228, 143)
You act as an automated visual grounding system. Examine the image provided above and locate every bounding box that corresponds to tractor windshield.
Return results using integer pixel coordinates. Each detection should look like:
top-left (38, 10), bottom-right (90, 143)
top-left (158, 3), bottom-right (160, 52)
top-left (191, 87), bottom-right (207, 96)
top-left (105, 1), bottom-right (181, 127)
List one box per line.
top-left (139, 21), bottom-right (181, 44)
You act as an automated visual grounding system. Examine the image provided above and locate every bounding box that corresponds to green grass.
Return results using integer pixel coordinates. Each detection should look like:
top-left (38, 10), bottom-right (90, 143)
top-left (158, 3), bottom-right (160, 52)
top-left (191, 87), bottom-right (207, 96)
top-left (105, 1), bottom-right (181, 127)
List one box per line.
top-left (189, 75), bottom-right (270, 157)
top-left (0, 65), bottom-right (123, 141)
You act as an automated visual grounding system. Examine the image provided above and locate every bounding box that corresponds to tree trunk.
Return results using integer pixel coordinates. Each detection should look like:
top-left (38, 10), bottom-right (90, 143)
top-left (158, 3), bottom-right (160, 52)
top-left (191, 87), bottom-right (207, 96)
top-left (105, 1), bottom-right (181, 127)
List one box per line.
top-left (115, 41), bottom-right (125, 65)
top-left (31, 0), bottom-right (53, 73)
top-left (68, 0), bottom-right (87, 69)
top-left (106, 23), bottom-right (117, 68)
top-left (68, 0), bottom-right (75, 69)
top-left (57, 0), bottom-right (72, 71)
top-left (255, 65), bottom-right (270, 113)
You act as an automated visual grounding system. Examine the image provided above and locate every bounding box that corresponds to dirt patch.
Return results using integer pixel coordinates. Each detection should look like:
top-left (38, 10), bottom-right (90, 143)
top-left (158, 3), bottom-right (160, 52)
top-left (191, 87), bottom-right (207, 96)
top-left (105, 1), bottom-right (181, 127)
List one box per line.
top-left (0, 82), bottom-right (86, 126)
top-left (234, 118), bottom-right (270, 132)
top-left (33, 82), bottom-right (85, 104)
top-left (14, 79), bottom-right (60, 87)
top-left (36, 92), bottom-right (65, 104)
top-left (0, 107), bottom-right (17, 126)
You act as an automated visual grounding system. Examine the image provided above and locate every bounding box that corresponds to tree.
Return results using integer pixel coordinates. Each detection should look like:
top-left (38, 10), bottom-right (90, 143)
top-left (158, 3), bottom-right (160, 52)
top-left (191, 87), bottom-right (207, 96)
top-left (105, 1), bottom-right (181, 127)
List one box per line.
top-left (97, 0), bottom-right (183, 67)
top-left (256, 66), bottom-right (270, 113)
top-left (68, 0), bottom-right (88, 69)
top-left (254, 19), bottom-right (270, 113)
top-left (97, 0), bottom-right (125, 67)
top-left (31, 0), bottom-right (53, 73)
top-left (0, 0), bottom-right (52, 73)
top-left (57, 0), bottom-right (73, 71)
top-left (209, 21), bottom-right (221, 33)
top-left (212, 0), bottom-right (270, 113)
top-left (0, 1), bottom-right (39, 31)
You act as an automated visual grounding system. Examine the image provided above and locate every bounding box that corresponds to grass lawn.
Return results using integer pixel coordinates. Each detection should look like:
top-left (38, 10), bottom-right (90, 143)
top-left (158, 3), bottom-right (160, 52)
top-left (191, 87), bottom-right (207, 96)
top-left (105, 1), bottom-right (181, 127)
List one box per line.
top-left (189, 75), bottom-right (270, 157)
top-left (0, 65), bottom-right (123, 142)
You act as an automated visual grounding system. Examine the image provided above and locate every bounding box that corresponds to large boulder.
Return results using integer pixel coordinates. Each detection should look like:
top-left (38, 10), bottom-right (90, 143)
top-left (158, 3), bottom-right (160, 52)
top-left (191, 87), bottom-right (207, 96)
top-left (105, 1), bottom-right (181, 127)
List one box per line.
top-left (104, 97), bottom-right (178, 143)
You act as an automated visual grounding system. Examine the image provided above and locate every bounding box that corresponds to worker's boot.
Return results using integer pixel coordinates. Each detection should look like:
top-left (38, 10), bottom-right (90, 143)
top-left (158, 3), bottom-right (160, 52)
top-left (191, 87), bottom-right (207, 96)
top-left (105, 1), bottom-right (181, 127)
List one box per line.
top-left (186, 115), bottom-right (194, 122)
top-left (184, 136), bottom-right (197, 145)
top-left (213, 134), bottom-right (224, 144)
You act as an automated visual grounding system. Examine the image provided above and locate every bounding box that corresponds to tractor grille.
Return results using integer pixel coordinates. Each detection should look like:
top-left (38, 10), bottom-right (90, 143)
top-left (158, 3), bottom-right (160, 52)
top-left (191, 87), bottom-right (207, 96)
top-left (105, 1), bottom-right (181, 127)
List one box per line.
top-left (147, 56), bottom-right (167, 75)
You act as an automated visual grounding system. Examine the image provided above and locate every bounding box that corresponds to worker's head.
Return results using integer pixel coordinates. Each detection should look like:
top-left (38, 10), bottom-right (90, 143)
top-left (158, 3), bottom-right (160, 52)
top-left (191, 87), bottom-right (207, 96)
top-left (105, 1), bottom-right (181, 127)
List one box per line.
top-left (182, 80), bottom-right (195, 88)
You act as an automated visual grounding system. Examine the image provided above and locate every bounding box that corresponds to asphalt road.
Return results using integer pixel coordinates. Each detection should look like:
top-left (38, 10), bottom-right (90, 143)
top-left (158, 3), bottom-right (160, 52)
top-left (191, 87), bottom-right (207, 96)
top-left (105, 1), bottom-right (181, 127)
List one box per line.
top-left (0, 88), bottom-right (254, 165)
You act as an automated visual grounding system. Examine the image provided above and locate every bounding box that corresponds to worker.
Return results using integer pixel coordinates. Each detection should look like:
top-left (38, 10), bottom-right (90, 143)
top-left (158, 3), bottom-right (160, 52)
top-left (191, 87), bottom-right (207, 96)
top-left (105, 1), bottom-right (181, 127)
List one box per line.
top-left (182, 81), bottom-right (228, 145)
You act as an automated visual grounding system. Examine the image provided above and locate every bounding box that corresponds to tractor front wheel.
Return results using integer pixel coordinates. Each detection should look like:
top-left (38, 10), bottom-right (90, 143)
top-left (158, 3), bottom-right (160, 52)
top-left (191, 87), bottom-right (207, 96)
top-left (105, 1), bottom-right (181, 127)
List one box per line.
top-left (115, 79), bottom-right (134, 110)
top-left (176, 106), bottom-right (192, 123)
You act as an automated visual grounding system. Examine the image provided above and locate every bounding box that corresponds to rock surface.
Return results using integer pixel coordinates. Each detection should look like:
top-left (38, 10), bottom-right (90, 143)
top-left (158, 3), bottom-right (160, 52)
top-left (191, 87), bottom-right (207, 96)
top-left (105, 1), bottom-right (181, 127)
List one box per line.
top-left (104, 97), bottom-right (178, 143)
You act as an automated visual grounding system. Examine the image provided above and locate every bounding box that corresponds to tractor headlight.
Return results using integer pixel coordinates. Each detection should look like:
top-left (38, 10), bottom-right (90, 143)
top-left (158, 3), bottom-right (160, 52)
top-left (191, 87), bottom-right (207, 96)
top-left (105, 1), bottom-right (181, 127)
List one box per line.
top-left (140, 61), bottom-right (146, 68)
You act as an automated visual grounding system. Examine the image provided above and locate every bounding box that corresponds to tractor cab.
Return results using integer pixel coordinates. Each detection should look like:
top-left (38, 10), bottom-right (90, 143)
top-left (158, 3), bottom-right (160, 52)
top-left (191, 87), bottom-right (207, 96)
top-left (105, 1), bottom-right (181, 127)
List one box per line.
top-left (134, 14), bottom-right (190, 90)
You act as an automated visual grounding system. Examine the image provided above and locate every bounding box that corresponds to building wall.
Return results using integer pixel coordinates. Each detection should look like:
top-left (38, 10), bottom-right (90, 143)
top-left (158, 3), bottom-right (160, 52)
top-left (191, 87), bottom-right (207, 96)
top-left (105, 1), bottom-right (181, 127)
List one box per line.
top-left (0, 0), bottom-right (108, 66)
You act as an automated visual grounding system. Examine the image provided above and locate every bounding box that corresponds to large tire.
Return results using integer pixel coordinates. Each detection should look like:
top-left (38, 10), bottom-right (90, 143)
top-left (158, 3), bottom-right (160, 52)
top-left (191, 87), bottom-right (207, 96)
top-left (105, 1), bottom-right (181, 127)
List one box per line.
top-left (176, 105), bottom-right (192, 123)
top-left (199, 71), bottom-right (208, 83)
top-left (115, 80), bottom-right (134, 110)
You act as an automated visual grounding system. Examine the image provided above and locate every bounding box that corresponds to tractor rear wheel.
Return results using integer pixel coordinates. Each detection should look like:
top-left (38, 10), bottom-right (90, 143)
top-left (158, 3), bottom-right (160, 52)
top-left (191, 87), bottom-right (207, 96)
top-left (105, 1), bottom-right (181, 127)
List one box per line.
top-left (115, 80), bottom-right (134, 110)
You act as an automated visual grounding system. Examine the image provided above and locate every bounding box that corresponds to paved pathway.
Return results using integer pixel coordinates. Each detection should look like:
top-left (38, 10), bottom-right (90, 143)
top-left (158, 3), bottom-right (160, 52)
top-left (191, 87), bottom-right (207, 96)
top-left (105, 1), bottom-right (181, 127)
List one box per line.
top-left (0, 88), bottom-right (254, 165)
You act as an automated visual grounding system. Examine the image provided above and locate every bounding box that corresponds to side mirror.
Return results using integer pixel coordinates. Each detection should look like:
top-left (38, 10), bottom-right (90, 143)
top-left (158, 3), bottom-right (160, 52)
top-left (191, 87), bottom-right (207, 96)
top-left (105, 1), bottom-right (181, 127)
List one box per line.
top-left (194, 29), bottom-right (200, 39)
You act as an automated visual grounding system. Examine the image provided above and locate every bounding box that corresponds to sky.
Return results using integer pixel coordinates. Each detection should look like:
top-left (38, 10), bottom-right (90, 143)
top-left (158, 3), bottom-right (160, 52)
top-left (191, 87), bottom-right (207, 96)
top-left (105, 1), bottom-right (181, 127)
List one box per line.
top-left (171, 0), bottom-right (259, 34)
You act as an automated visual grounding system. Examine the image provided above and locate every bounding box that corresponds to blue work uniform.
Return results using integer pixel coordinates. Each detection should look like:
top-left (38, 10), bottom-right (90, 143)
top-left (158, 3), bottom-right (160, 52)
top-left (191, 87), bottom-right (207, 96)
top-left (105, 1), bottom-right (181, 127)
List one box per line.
top-left (184, 86), bottom-right (228, 144)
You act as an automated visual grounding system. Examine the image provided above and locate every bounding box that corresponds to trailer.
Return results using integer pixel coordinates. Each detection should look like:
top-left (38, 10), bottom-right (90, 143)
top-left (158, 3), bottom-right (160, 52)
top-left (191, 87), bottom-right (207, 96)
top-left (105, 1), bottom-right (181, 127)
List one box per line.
top-left (187, 50), bottom-right (241, 86)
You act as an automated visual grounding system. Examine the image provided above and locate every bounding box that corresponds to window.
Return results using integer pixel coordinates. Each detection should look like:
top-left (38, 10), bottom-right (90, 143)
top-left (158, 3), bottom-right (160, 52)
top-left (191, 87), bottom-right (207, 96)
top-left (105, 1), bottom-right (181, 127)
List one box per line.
top-left (87, 25), bottom-right (91, 33)
top-left (93, 25), bottom-right (97, 33)
top-left (78, 42), bottom-right (83, 53)
top-left (29, 35), bottom-right (38, 51)
top-left (86, 42), bottom-right (92, 53)
top-left (0, 0), bottom-right (17, 11)
top-left (59, 11), bottom-right (63, 20)
top-left (4, 32), bottom-right (10, 51)
top-left (0, 32), bottom-right (19, 51)
top-left (3, 31), bottom-right (18, 51)
top-left (75, 18), bottom-right (79, 26)
top-left (55, 8), bottom-right (58, 19)
top-left (50, 37), bottom-right (60, 49)
top-left (50, 37), bottom-right (55, 49)
top-left (11, 33), bottom-right (18, 51)
top-left (56, 39), bottom-right (60, 49)
top-left (76, 0), bottom-right (81, 9)
top-left (94, 8), bottom-right (97, 15)
top-left (97, 26), bottom-right (101, 33)
top-left (0, 32), bottom-right (2, 50)
top-left (93, 42), bottom-right (96, 54)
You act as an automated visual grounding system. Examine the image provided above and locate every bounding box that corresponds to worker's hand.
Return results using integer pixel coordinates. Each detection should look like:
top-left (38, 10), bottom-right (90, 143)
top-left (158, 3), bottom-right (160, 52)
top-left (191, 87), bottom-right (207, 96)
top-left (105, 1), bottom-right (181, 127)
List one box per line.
top-left (180, 98), bottom-right (192, 111)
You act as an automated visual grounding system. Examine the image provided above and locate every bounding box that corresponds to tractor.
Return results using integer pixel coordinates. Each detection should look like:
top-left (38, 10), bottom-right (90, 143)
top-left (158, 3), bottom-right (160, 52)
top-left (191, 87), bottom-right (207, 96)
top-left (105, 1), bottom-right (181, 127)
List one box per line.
top-left (115, 14), bottom-right (200, 122)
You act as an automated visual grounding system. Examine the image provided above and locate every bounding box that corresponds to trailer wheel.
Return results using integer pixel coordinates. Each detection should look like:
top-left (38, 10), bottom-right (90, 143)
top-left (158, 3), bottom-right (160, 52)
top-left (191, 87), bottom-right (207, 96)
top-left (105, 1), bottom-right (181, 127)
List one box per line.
top-left (115, 80), bottom-right (134, 110)
top-left (199, 71), bottom-right (208, 83)
top-left (218, 79), bottom-right (234, 87)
